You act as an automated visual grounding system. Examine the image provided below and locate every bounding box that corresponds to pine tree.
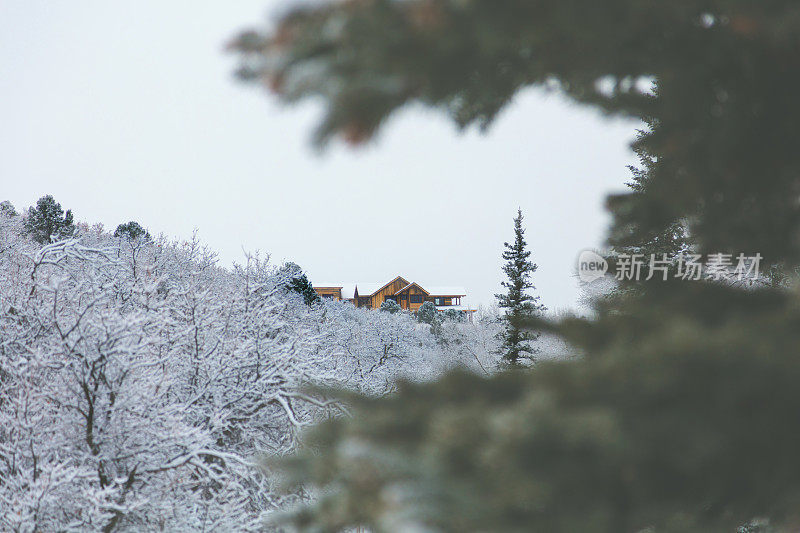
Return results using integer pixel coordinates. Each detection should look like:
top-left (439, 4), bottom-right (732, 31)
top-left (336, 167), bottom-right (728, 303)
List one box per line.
top-left (288, 274), bottom-right (320, 306)
top-left (280, 262), bottom-right (321, 306)
top-left (114, 221), bottom-right (151, 241)
top-left (612, 120), bottom-right (689, 261)
top-left (495, 209), bottom-right (545, 365)
top-left (0, 201), bottom-right (17, 217)
top-left (379, 298), bottom-right (401, 314)
top-left (416, 300), bottom-right (443, 337)
top-left (416, 301), bottom-right (438, 324)
top-left (24, 195), bottom-right (74, 244)
top-left (602, 116), bottom-right (691, 291)
top-left (234, 2), bottom-right (800, 531)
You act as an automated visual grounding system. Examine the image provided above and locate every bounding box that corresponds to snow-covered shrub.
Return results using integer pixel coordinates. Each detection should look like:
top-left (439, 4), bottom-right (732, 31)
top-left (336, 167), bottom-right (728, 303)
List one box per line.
top-left (379, 298), bottom-right (401, 314)
top-left (416, 301), bottom-right (437, 324)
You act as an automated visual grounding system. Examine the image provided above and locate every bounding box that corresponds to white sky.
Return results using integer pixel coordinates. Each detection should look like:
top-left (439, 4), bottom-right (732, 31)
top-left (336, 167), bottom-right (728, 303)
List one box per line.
top-left (0, 1), bottom-right (639, 312)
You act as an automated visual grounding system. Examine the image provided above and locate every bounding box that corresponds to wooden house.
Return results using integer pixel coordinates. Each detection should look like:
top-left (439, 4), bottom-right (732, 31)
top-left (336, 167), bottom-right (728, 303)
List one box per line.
top-left (314, 276), bottom-right (475, 319)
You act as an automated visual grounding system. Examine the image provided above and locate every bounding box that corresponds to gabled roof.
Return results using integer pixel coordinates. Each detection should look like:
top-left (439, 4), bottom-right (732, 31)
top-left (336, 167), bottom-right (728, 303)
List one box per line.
top-left (393, 282), bottom-right (429, 296)
top-left (357, 276), bottom-right (410, 297)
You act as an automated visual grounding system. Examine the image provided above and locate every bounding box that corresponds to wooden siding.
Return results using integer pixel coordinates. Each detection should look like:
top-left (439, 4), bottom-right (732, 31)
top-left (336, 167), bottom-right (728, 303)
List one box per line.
top-left (367, 276), bottom-right (410, 309)
top-left (407, 286), bottom-right (429, 312)
top-left (391, 283), bottom-right (429, 311)
top-left (314, 287), bottom-right (342, 301)
top-left (315, 276), bottom-right (470, 314)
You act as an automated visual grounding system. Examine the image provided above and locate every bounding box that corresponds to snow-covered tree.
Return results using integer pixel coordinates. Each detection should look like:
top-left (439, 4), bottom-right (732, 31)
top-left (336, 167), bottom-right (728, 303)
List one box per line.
top-left (24, 195), bottom-right (75, 244)
top-left (0, 201), bottom-right (17, 217)
top-left (114, 221), bottom-right (150, 241)
top-left (379, 298), bottom-right (401, 314)
top-left (416, 301), bottom-right (437, 324)
top-left (278, 262), bottom-right (321, 306)
top-left (0, 213), bottom-right (496, 530)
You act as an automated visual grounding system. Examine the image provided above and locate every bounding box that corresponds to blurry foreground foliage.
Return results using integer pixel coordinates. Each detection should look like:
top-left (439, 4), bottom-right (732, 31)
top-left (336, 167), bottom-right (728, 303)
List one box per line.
top-left (276, 284), bottom-right (800, 532)
top-left (232, 1), bottom-right (800, 531)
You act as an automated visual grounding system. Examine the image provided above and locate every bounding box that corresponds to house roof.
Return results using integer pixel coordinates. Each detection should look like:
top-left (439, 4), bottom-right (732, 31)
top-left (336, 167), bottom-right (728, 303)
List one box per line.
top-left (316, 283), bottom-right (356, 299)
top-left (339, 284), bottom-right (356, 299)
top-left (394, 282), bottom-right (429, 296)
top-left (322, 281), bottom-right (397, 299)
top-left (355, 276), bottom-right (410, 297)
top-left (315, 278), bottom-right (466, 300)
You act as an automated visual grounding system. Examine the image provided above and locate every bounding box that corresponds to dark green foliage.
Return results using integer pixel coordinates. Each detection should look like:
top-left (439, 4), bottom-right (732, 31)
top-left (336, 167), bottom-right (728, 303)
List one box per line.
top-left (232, 0), bottom-right (800, 262)
top-left (236, 1), bottom-right (800, 531)
top-left (271, 283), bottom-right (800, 532)
top-left (605, 116), bottom-right (692, 288)
top-left (416, 301), bottom-right (437, 324)
top-left (280, 262), bottom-right (321, 306)
top-left (379, 298), bottom-right (401, 314)
top-left (288, 274), bottom-right (320, 306)
top-left (495, 209), bottom-right (545, 365)
top-left (441, 308), bottom-right (465, 322)
top-left (114, 221), bottom-right (151, 241)
top-left (417, 300), bottom-right (444, 337)
top-left (613, 118), bottom-right (690, 260)
top-left (24, 195), bottom-right (74, 244)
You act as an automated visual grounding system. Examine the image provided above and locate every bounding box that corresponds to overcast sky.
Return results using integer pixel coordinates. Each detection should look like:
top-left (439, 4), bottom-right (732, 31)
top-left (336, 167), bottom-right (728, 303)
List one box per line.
top-left (1, 1), bottom-right (639, 312)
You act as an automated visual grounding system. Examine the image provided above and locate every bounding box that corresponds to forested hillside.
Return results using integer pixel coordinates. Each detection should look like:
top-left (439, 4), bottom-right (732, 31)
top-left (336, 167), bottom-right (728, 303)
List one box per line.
top-left (0, 207), bottom-right (518, 531)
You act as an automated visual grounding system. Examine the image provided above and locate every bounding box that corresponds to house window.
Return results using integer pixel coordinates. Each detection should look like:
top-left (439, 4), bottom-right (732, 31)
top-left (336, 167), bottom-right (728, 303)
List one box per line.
top-left (434, 297), bottom-right (445, 306)
top-left (410, 294), bottom-right (424, 304)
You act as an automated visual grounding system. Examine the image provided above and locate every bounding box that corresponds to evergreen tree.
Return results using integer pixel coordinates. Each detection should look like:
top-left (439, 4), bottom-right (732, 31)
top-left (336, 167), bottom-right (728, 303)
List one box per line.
top-left (441, 308), bottom-right (464, 322)
top-left (616, 126), bottom-right (689, 260)
top-left (289, 274), bottom-right (320, 306)
top-left (0, 201), bottom-right (17, 217)
top-left (596, 117), bottom-right (692, 297)
top-left (417, 300), bottom-right (444, 337)
top-left (234, 1), bottom-right (800, 531)
top-left (379, 298), bottom-right (401, 314)
top-left (24, 195), bottom-right (74, 244)
top-left (416, 301), bottom-right (438, 324)
top-left (606, 106), bottom-right (690, 285)
top-left (495, 208), bottom-right (545, 365)
top-left (280, 262), bottom-right (321, 306)
top-left (230, 0), bottom-right (800, 261)
top-left (114, 221), bottom-right (151, 241)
